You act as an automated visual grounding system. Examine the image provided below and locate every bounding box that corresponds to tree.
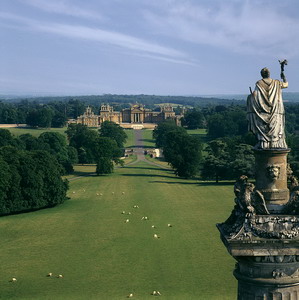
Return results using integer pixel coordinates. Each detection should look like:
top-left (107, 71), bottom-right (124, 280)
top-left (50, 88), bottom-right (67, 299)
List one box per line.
top-left (0, 129), bottom-right (17, 148)
top-left (201, 140), bottom-right (230, 183)
top-left (181, 108), bottom-right (205, 129)
top-left (96, 157), bottom-right (114, 175)
top-left (162, 130), bottom-right (202, 178)
top-left (99, 121), bottom-right (127, 148)
top-left (26, 106), bottom-right (54, 128)
top-left (66, 124), bottom-right (98, 163)
top-left (153, 120), bottom-right (186, 148)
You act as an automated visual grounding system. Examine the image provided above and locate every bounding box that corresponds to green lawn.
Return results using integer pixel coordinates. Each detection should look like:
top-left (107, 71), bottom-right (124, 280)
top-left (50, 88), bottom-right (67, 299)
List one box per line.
top-left (124, 129), bottom-right (135, 148)
top-left (0, 161), bottom-right (236, 299)
top-left (141, 130), bottom-right (155, 148)
top-left (5, 127), bottom-right (68, 137)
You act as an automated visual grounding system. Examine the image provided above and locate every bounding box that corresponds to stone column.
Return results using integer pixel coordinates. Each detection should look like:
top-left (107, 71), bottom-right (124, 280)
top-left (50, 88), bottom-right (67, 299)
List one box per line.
top-left (254, 149), bottom-right (290, 213)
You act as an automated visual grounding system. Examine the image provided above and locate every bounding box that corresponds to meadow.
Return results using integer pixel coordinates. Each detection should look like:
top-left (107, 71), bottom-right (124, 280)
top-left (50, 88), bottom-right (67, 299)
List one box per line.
top-left (0, 127), bottom-right (237, 299)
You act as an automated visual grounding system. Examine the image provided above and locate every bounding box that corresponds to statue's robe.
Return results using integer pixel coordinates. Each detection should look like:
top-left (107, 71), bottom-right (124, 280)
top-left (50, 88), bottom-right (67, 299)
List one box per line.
top-left (247, 79), bottom-right (288, 149)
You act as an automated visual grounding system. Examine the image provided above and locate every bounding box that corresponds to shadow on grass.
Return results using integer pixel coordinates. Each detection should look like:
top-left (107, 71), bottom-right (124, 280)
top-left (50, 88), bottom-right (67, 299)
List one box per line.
top-left (121, 173), bottom-right (177, 179)
top-left (150, 180), bottom-right (200, 185)
top-left (122, 165), bottom-right (171, 172)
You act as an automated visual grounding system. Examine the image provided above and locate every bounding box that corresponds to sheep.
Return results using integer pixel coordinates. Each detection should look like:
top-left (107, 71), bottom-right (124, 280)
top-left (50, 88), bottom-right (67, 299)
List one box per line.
top-left (100, 193), bottom-right (103, 196)
top-left (96, 193), bottom-right (99, 196)
top-left (72, 191), bottom-right (76, 194)
top-left (121, 211), bottom-right (126, 214)
top-left (141, 216), bottom-right (149, 220)
top-left (122, 192), bottom-right (125, 195)
top-left (10, 278), bottom-right (17, 282)
top-left (57, 274), bottom-right (64, 278)
top-left (47, 273), bottom-right (53, 277)
top-left (167, 224), bottom-right (172, 227)
top-left (125, 219), bottom-right (130, 223)
top-left (153, 234), bottom-right (160, 239)
top-left (112, 192), bottom-right (115, 195)
top-left (127, 293), bottom-right (134, 298)
top-left (151, 291), bottom-right (161, 296)
top-left (128, 212), bottom-right (131, 215)
top-left (151, 225), bottom-right (156, 228)
top-left (133, 205), bottom-right (139, 209)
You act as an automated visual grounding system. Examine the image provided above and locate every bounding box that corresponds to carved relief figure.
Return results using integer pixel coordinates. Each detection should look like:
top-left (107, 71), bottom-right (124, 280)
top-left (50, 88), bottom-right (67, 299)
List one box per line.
top-left (266, 165), bottom-right (281, 181)
top-left (247, 66), bottom-right (288, 149)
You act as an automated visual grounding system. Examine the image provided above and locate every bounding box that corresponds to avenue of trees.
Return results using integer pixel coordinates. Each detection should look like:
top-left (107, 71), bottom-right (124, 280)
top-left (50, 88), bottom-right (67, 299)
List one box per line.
top-left (153, 121), bottom-right (202, 178)
top-left (66, 121), bottom-right (127, 175)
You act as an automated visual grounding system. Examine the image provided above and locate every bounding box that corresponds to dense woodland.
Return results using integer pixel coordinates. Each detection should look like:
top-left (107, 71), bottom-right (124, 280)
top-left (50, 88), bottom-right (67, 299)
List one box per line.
top-left (0, 121), bottom-right (127, 215)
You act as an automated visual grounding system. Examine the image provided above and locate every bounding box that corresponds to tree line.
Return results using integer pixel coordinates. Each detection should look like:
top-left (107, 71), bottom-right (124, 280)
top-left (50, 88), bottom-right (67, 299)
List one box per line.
top-left (154, 103), bottom-right (299, 181)
top-left (0, 121), bottom-right (127, 215)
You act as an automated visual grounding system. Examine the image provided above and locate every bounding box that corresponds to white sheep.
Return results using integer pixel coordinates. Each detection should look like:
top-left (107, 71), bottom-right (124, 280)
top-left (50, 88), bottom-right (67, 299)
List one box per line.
top-left (168, 224), bottom-right (172, 227)
top-left (128, 212), bottom-right (131, 215)
top-left (112, 192), bottom-right (115, 195)
top-left (57, 274), bottom-right (64, 278)
top-left (96, 193), bottom-right (99, 196)
top-left (10, 278), bottom-right (17, 282)
top-left (153, 234), bottom-right (159, 239)
top-left (122, 192), bottom-right (125, 195)
top-left (47, 273), bottom-right (53, 277)
top-left (122, 211), bottom-right (126, 214)
top-left (125, 219), bottom-right (130, 223)
top-left (100, 193), bottom-right (103, 196)
top-left (151, 225), bottom-right (156, 228)
top-left (72, 191), bottom-right (76, 194)
top-left (127, 293), bottom-right (133, 298)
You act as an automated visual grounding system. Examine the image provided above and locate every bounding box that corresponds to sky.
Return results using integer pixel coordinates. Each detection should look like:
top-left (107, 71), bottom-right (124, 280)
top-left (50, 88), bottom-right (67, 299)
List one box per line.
top-left (1, 0), bottom-right (299, 96)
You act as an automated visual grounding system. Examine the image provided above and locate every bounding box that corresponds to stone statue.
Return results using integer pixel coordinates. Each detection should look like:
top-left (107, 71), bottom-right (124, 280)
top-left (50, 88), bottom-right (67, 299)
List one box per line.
top-left (247, 65), bottom-right (288, 149)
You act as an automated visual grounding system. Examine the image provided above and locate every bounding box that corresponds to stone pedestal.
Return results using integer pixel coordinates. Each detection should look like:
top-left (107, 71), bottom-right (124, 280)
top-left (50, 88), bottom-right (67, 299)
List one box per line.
top-left (254, 149), bottom-right (290, 213)
top-left (218, 214), bottom-right (299, 299)
top-left (217, 145), bottom-right (299, 299)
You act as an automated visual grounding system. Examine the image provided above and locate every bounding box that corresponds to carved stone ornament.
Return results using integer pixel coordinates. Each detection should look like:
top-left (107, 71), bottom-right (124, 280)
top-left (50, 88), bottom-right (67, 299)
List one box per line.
top-left (266, 164), bottom-right (281, 181)
top-left (218, 174), bottom-right (299, 241)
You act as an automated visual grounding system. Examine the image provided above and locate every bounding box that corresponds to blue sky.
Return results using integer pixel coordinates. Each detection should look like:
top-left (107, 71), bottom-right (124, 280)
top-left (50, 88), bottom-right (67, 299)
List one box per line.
top-left (1, 0), bottom-right (299, 96)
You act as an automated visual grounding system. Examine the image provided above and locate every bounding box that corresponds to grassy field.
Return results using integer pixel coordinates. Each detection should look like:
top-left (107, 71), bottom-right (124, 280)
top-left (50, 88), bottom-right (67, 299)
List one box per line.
top-left (0, 160), bottom-right (236, 299)
top-left (6, 127), bottom-right (68, 137)
top-left (124, 130), bottom-right (135, 148)
top-left (141, 130), bottom-right (155, 148)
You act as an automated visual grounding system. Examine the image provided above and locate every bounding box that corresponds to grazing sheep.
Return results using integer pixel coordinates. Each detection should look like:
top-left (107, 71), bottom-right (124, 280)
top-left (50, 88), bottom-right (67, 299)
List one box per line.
top-left (125, 219), bottom-right (130, 223)
top-left (144, 217), bottom-right (149, 220)
top-left (151, 225), bottom-right (156, 228)
top-left (128, 212), bottom-right (131, 215)
top-left (122, 192), bottom-right (125, 195)
top-left (100, 193), bottom-right (103, 196)
top-left (133, 205), bottom-right (139, 209)
top-left (112, 192), bottom-right (115, 195)
top-left (57, 274), bottom-right (63, 278)
top-left (72, 191), bottom-right (76, 194)
top-left (96, 193), bottom-right (99, 196)
top-left (127, 293), bottom-right (133, 298)
top-left (47, 273), bottom-right (53, 277)
top-left (122, 211), bottom-right (126, 214)
top-left (168, 224), bottom-right (172, 227)
top-left (10, 278), bottom-right (17, 282)
top-left (151, 290), bottom-right (161, 296)
top-left (153, 234), bottom-right (159, 239)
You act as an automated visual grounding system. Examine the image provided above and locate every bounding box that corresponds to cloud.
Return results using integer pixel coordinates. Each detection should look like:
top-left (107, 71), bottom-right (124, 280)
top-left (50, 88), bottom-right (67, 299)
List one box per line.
top-left (143, 0), bottom-right (299, 58)
top-left (0, 12), bottom-right (195, 65)
top-left (20, 0), bottom-right (104, 21)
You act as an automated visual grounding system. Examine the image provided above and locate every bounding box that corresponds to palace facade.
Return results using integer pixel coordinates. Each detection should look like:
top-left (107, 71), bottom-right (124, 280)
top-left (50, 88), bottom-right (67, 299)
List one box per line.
top-left (70, 104), bottom-right (182, 128)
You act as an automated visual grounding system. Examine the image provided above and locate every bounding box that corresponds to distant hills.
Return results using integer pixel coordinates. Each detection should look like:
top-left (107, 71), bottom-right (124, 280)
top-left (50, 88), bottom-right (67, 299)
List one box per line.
top-left (0, 92), bottom-right (298, 106)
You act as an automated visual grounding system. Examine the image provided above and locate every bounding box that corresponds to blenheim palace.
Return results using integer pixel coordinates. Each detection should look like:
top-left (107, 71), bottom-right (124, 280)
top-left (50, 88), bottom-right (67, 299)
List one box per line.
top-left (70, 104), bottom-right (182, 129)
